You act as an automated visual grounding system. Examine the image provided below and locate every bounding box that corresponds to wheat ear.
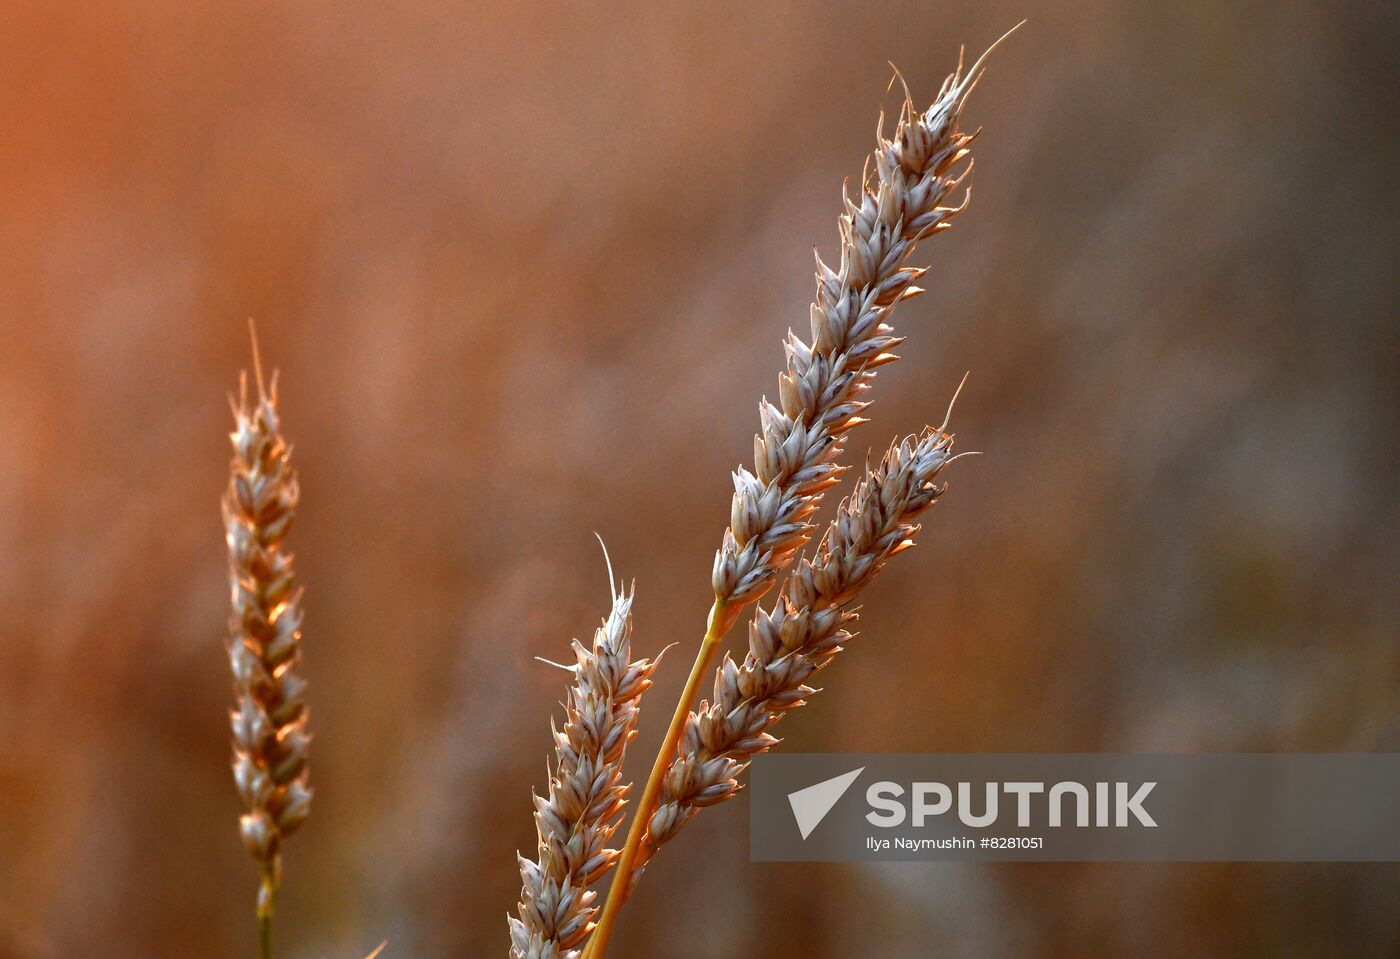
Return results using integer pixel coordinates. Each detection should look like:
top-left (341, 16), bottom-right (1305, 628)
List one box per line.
top-left (639, 422), bottom-right (961, 873)
top-left (582, 33), bottom-right (1010, 958)
top-left (710, 51), bottom-right (988, 612)
top-left (509, 559), bottom-right (662, 959)
top-left (224, 332), bottom-right (311, 959)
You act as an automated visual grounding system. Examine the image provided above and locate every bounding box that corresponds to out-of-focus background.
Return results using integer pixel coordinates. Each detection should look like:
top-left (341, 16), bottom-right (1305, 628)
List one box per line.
top-left (2, 1), bottom-right (1397, 957)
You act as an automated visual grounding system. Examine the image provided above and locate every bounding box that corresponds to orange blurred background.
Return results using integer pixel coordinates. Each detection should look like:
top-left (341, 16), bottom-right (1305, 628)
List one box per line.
top-left (1, 2), bottom-right (1397, 957)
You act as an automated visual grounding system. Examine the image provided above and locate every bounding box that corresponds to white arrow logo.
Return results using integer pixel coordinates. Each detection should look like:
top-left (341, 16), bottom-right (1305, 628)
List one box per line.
top-left (787, 767), bottom-right (865, 840)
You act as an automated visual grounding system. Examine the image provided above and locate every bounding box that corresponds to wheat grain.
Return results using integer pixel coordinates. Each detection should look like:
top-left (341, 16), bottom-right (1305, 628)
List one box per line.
top-left (224, 339), bottom-right (311, 959)
top-left (509, 560), bottom-right (661, 959)
top-left (639, 423), bottom-right (961, 871)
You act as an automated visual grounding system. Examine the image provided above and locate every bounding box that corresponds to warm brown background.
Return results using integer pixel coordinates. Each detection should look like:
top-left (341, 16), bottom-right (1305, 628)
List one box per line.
top-left (2, 1), bottom-right (1397, 957)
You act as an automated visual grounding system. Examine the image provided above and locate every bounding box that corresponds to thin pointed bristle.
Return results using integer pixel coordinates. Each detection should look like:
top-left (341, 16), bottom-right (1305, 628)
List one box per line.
top-left (938, 371), bottom-right (971, 433)
top-left (593, 531), bottom-right (617, 599)
top-left (247, 318), bottom-right (268, 402)
top-left (963, 20), bottom-right (1025, 94)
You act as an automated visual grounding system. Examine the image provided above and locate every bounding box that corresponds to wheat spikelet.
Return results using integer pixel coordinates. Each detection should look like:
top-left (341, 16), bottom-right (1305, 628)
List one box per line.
top-left (637, 422), bottom-right (960, 874)
top-left (509, 566), bottom-right (661, 959)
top-left (711, 51), bottom-right (986, 611)
top-left (223, 342), bottom-right (311, 956)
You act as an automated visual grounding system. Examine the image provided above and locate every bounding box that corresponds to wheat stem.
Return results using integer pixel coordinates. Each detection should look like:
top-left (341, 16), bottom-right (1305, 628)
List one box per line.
top-left (257, 863), bottom-right (277, 959)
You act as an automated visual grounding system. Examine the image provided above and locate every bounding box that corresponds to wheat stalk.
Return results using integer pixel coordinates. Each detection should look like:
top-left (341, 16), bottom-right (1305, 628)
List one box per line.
top-left (639, 422), bottom-right (961, 873)
top-left (581, 30), bottom-right (1014, 957)
top-left (224, 332), bottom-right (311, 959)
top-left (509, 553), bottom-right (662, 959)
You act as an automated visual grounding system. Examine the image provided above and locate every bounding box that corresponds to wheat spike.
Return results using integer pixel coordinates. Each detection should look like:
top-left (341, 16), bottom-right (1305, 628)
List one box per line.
top-left (224, 335), bottom-right (311, 959)
top-left (711, 51), bottom-right (986, 609)
top-left (509, 567), bottom-right (661, 959)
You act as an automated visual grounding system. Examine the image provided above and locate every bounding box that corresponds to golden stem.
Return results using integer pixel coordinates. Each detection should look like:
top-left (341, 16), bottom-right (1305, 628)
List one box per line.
top-left (257, 861), bottom-right (278, 959)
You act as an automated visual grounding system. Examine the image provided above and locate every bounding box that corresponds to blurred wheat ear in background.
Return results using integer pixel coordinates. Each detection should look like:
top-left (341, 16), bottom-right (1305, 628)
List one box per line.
top-left (224, 327), bottom-right (313, 959)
